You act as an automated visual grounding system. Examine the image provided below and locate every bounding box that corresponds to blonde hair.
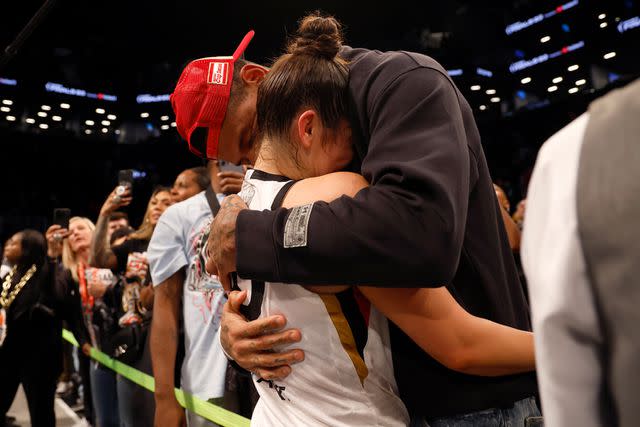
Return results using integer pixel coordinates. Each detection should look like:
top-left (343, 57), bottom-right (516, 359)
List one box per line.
top-left (128, 187), bottom-right (171, 241)
top-left (62, 216), bottom-right (96, 282)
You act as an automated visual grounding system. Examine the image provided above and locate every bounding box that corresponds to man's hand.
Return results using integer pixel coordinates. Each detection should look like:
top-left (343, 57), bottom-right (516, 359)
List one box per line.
top-left (154, 396), bottom-right (186, 427)
top-left (206, 195), bottom-right (247, 291)
top-left (218, 171), bottom-right (245, 195)
top-left (221, 291), bottom-right (305, 380)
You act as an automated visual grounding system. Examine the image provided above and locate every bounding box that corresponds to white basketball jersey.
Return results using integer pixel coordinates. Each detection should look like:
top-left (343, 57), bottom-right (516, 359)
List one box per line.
top-left (236, 169), bottom-right (409, 427)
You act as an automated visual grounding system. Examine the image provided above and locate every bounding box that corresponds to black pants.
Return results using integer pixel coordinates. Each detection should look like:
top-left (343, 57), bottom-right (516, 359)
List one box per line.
top-left (78, 350), bottom-right (95, 424)
top-left (0, 355), bottom-right (58, 427)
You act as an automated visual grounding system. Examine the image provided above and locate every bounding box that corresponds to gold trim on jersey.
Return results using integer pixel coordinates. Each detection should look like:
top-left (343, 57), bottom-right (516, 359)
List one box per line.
top-left (319, 294), bottom-right (369, 385)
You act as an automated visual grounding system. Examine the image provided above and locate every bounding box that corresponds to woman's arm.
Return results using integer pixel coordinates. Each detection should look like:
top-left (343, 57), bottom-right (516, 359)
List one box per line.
top-left (89, 186), bottom-right (132, 269)
top-left (286, 172), bottom-right (534, 376)
top-left (359, 286), bottom-right (534, 376)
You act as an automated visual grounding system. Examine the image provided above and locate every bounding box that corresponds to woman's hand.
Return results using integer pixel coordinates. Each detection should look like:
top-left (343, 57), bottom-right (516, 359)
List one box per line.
top-left (100, 185), bottom-right (132, 217)
top-left (85, 267), bottom-right (111, 298)
top-left (45, 225), bottom-right (69, 258)
top-left (125, 252), bottom-right (148, 283)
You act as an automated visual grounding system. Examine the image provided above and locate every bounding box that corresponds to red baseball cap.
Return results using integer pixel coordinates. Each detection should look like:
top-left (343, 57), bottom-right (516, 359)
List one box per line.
top-left (171, 30), bottom-right (255, 159)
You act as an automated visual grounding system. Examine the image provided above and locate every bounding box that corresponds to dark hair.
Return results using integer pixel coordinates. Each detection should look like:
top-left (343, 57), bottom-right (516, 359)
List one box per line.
top-left (188, 166), bottom-right (211, 191)
top-left (16, 229), bottom-right (47, 272)
top-left (256, 12), bottom-right (349, 154)
top-left (228, 58), bottom-right (249, 111)
top-left (110, 226), bottom-right (134, 246)
top-left (109, 211), bottom-right (129, 223)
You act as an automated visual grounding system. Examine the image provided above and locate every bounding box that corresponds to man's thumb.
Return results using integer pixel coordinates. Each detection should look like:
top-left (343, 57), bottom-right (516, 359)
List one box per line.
top-left (227, 290), bottom-right (247, 311)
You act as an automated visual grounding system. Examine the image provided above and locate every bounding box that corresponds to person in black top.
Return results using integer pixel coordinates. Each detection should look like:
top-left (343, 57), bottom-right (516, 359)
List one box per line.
top-left (171, 12), bottom-right (539, 424)
top-left (90, 186), bottom-right (172, 427)
top-left (0, 230), bottom-right (90, 427)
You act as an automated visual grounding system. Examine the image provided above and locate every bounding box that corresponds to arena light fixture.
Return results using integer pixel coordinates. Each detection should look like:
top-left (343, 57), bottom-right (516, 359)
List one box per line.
top-left (60, 103), bottom-right (71, 109)
top-left (107, 114), bottom-right (117, 120)
top-left (568, 64), bottom-right (579, 71)
top-left (2, 99), bottom-right (13, 105)
top-left (600, 22), bottom-right (608, 28)
top-left (576, 79), bottom-right (587, 85)
top-left (85, 119), bottom-right (95, 125)
top-left (101, 128), bottom-right (108, 133)
top-left (470, 85), bottom-right (481, 91)
top-left (547, 85), bottom-right (558, 92)
top-left (41, 105), bottom-right (51, 111)
top-left (52, 116), bottom-right (62, 122)
top-left (490, 97), bottom-right (500, 103)
top-left (479, 105), bottom-right (487, 111)
top-left (101, 120), bottom-right (111, 126)
top-left (521, 77), bottom-right (532, 84)
top-left (6, 115), bottom-right (16, 121)
top-left (568, 87), bottom-right (579, 94)
top-left (603, 51), bottom-right (616, 59)
top-left (140, 112), bottom-right (149, 118)
top-left (160, 115), bottom-right (170, 121)
top-left (85, 129), bottom-right (92, 134)
top-left (26, 118), bottom-right (35, 124)
top-left (161, 124), bottom-right (170, 130)
top-left (37, 111), bottom-right (47, 117)
top-left (39, 123), bottom-right (49, 129)
top-left (486, 89), bottom-right (496, 95)
top-left (598, 13), bottom-right (606, 20)
top-left (553, 77), bottom-right (563, 83)
top-left (540, 35), bottom-right (551, 43)
top-left (96, 108), bottom-right (105, 114)
top-left (0, 106), bottom-right (10, 112)
top-left (170, 122), bottom-right (176, 128)
top-left (115, 129), bottom-right (121, 135)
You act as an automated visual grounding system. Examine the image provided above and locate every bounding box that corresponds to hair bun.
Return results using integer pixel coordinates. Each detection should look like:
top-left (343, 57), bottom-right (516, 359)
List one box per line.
top-left (287, 13), bottom-right (343, 60)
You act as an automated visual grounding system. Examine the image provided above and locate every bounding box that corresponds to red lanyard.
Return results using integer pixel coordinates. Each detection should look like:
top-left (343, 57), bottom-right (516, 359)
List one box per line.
top-left (77, 263), bottom-right (94, 311)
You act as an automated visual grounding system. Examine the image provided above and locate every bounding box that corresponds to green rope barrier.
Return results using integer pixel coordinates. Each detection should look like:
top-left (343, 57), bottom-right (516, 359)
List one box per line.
top-left (62, 329), bottom-right (250, 427)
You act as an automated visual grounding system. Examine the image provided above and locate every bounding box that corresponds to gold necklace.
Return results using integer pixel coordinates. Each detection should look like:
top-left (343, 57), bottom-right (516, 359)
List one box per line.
top-left (0, 264), bottom-right (37, 308)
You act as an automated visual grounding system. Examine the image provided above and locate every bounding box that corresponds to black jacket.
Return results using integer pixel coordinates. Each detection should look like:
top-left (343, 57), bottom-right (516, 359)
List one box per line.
top-left (1, 259), bottom-right (89, 373)
top-left (235, 46), bottom-right (536, 417)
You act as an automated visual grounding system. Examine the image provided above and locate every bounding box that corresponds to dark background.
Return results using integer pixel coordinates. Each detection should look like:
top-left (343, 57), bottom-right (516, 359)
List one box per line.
top-left (1, 0), bottom-right (638, 243)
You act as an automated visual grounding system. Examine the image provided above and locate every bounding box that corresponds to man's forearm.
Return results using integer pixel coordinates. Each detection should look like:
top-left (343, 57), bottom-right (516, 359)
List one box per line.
top-left (151, 273), bottom-right (183, 401)
top-left (90, 214), bottom-right (114, 267)
top-left (236, 185), bottom-right (464, 287)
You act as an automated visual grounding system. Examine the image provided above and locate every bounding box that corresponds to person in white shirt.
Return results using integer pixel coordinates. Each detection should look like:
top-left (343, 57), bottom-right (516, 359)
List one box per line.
top-left (522, 78), bottom-right (640, 427)
top-left (148, 161), bottom-right (244, 427)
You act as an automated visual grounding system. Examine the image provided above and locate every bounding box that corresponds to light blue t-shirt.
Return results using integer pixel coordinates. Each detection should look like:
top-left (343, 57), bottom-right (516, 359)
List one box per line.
top-left (147, 191), bottom-right (227, 399)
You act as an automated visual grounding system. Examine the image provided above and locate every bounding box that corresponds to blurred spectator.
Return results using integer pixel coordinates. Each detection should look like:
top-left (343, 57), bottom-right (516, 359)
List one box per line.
top-left (57, 217), bottom-right (109, 426)
top-left (0, 229), bottom-right (89, 426)
top-left (170, 166), bottom-right (210, 204)
top-left (108, 212), bottom-right (130, 241)
top-left (494, 184), bottom-right (521, 251)
top-left (493, 184), bottom-right (511, 213)
top-left (90, 186), bottom-right (172, 427)
top-left (512, 199), bottom-right (526, 230)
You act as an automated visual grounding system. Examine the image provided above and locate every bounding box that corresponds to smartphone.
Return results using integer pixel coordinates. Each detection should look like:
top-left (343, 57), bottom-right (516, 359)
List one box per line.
top-left (118, 169), bottom-right (134, 188)
top-left (53, 208), bottom-right (71, 230)
top-left (218, 160), bottom-right (245, 174)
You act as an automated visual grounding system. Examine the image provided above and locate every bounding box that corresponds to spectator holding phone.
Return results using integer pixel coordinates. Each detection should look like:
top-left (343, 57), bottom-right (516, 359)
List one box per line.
top-left (90, 185), bottom-right (172, 427)
top-left (48, 217), bottom-right (115, 426)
